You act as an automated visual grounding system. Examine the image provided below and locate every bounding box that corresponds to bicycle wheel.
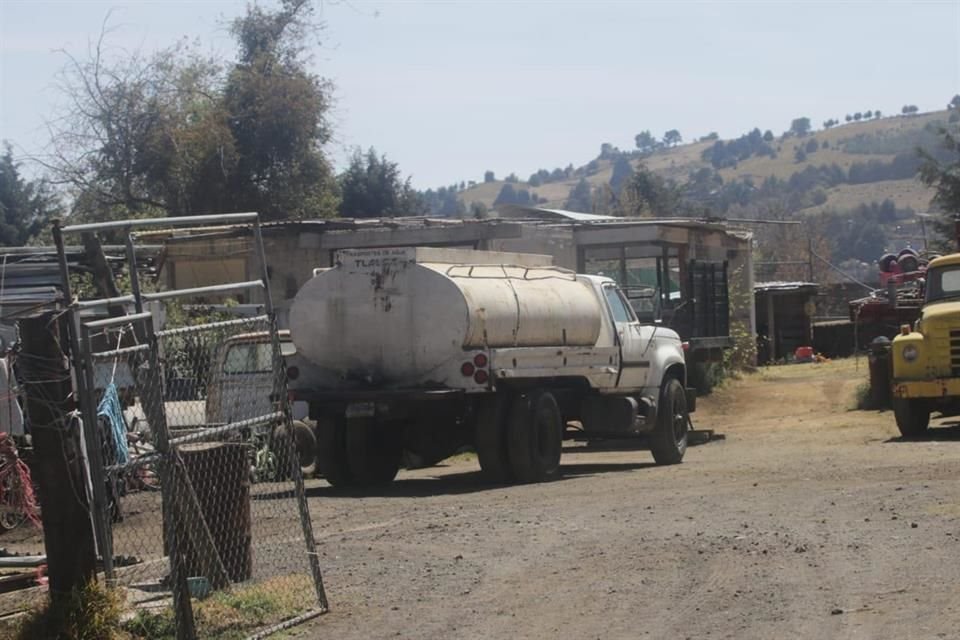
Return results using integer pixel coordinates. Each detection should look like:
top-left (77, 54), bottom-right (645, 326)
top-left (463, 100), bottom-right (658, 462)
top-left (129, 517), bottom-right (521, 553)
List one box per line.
top-left (0, 470), bottom-right (27, 532)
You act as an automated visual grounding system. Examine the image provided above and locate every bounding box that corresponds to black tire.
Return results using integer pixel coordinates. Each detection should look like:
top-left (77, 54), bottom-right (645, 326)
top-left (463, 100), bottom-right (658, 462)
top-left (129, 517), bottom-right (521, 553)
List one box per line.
top-left (292, 420), bottom-right (317, 477)
top-left (878, 253), bottom-right (898, 272)
top-left (506, 390), bottom-right (563, 484)
top-left (315, 416), bottom-right (354, 487)
top-left (650, 378), bottom-right (689, 465)
top-left (898, 255), bottom-right (919, 273)
top-left (475, 396), bottom-right (512, 483)
top-left (272, 419), bottom-right (318, 479)
top-left (345, 417), bottom-right (401, 487)
top-left (893, 398), bottom-right (930, 438)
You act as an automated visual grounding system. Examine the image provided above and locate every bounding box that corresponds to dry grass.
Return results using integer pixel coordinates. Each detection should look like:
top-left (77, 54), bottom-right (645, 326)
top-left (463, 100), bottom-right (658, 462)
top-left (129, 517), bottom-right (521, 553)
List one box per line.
top-left (7, 581), bottom-right (127, 640)
top-left (457, 110), bottom-right (946, 212)
top-left (122, 575), bottom-right (312, 640)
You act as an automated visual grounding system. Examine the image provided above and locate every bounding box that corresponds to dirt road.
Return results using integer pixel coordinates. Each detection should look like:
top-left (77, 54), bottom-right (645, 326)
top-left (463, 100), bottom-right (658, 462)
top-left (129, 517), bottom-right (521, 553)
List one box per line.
top-left (298, 359), bottom-right (960, 639)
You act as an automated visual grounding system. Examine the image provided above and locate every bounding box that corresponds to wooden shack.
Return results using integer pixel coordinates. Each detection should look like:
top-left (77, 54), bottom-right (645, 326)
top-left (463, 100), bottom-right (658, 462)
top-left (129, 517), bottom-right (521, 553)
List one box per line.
top-left (754, 282), bottom-right (818, 363)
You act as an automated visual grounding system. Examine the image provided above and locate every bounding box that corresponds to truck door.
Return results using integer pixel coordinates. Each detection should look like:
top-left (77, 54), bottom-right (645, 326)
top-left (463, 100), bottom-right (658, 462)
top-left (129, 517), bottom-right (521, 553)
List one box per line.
top-left (602, 284), bottom-right (649, 389)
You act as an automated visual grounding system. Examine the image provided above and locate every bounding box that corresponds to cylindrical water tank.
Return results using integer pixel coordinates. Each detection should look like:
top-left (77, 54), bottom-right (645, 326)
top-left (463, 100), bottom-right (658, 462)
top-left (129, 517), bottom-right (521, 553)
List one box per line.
top-left (289, 254), bottom-right (603, 385)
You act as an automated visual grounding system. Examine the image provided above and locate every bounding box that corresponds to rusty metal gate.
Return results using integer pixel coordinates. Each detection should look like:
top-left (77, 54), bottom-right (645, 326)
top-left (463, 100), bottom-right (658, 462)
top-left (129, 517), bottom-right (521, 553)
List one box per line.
top-left (53, 213), bottom-right (327, 639)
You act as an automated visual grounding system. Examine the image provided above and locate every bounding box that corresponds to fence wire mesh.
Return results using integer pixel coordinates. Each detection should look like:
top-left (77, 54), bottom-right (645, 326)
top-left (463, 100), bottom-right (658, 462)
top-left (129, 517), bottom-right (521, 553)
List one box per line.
top-left (84, 314), bottom-right (325, 638)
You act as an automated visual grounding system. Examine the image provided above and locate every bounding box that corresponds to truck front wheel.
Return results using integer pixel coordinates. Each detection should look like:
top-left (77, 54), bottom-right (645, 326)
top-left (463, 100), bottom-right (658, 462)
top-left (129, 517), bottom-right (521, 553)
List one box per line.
top-left (893, 398), bottom-right (930, 438)
top-left (650, 378), bottom-right (689, 465)
top-left (507, 390), bottom-right (563, 483)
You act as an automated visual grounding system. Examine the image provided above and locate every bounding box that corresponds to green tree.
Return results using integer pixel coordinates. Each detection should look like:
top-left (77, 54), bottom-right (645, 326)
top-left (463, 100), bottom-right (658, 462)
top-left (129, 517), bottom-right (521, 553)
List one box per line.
top-left (950, 95), bottom-right (960, 110)
top-left (845, 114), bottom-right (853, 123)
top-left (609, 156), bottom-right (634, 193)
top-left (222, 0), bottom-right (338, 219)
top-left (854, 112), bottom-right (862, 121)
top-left (46, 1), bottom-right (338, 221)
top-left (634, 131), bottom-right (656, 154)
top-left (564, 178), bottom-right (592, 212)
top-left (338, 147), bottom-right (422, 218)
top-left (663, 129), bottom-right (682, 147)
top-left (919, 128), bottom-right (960, 245)
top-left (620, 164), bottom-right (680, 217)
top-left (789, 117), bottom-right (812, 137)
top-left (484, 170), bottom-right (495, 183)
top-left (0, 144), bottom-right (60, 245)
top-left (794, 146), bottom-right (807, 163)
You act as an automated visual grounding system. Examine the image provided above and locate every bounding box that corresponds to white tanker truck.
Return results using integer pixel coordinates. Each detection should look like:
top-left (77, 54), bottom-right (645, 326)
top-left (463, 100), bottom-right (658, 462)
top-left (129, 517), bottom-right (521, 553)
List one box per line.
top-left (286, 247), bottom-right (694, 486)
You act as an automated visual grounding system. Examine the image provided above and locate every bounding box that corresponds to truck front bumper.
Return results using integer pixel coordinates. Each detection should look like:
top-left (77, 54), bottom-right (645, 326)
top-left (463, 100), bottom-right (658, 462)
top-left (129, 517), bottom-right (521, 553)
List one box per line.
top-left (893, 377), bottom-right (960, 399)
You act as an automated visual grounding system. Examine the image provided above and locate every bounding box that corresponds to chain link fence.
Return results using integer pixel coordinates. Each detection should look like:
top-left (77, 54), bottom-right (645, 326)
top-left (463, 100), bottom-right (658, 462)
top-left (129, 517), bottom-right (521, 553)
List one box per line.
top-left (84, 313), bottom-right (326, 638)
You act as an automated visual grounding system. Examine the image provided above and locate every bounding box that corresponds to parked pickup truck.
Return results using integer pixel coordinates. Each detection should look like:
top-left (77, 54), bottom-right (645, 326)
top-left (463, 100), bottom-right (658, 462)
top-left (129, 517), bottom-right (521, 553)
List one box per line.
top-left (285, 247), bottom-right (695, 486)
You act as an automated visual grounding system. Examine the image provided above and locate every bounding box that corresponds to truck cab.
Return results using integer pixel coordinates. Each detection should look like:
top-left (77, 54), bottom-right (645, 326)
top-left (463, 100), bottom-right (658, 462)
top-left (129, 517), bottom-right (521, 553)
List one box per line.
top-left (891, 254), bottom-right (960, 436)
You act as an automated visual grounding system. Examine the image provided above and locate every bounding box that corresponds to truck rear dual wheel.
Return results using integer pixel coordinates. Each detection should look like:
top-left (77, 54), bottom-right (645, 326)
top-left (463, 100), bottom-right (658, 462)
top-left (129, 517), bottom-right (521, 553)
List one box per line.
top-left (650, 378), bottom-right (689, 465)
top-left (475, 398), bottom-right (513, 483)
top-left (893, 398), bottom-right (930, 438)
top-left (345, 417), bottom-right (402, 486)
top-left (316, 416), bottom-right (402, 487)
top-left (507, 390), bottom-right (564, 483)
top-left (315, 417), bottom-right (354, 487)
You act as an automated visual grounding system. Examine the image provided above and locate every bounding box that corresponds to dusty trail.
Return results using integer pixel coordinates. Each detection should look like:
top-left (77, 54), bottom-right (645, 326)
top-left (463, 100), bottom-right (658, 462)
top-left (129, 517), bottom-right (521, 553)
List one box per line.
top-left (297, 359), bottom-right (960, 639)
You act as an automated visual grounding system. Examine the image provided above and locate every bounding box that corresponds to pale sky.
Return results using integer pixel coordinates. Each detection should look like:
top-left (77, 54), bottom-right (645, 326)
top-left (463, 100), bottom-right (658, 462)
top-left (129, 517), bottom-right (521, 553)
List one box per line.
top-left (1, 0), bottom-right (959, 190)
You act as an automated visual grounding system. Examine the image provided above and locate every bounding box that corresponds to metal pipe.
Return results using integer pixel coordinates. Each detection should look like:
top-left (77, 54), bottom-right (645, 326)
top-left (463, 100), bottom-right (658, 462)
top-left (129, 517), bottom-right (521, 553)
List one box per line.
top-left (79, 323), bottom-right (116, 582)
top-left (76, 295), bottom-right (136, 309)
top-left (52, 220), bottom-right (116, 581)
top-left (83, 311), bottom-right (153, 330)
top-left (141, 280), bottom-right (264, 302)
top-left (125, 233), bottom-right (144, 315)
top-left (252, 218), bottom-right (275, 314)
top-left (61, 212), bottom-right (259, 234)
top-left (166, 412), bottom-right (284, 447)
top-left (156, 315), bottom-right (268, 338)
top-left (90, 343), bottom-right (150, 359)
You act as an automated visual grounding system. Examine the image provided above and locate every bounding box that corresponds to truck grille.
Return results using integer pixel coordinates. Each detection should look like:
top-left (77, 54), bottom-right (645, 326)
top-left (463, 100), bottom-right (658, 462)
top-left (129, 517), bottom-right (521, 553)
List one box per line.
top-left (951, 330), bottom-right (960, 375)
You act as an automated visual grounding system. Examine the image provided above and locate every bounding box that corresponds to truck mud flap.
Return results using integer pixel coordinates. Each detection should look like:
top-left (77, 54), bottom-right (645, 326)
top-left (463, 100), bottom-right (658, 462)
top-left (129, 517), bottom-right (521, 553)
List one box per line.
top-left (685, 387), bottom-right (697, 413)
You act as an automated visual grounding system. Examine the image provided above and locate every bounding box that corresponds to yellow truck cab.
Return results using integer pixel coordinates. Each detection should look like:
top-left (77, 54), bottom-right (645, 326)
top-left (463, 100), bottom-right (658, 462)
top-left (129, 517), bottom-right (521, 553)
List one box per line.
top-left (891, 253), bottom-right (960, 436)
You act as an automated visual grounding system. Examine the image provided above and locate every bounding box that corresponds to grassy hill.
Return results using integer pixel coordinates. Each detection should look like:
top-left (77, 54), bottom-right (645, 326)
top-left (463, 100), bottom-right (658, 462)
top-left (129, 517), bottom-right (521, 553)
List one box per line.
top-left (458, 110), bottom-right (950, 216)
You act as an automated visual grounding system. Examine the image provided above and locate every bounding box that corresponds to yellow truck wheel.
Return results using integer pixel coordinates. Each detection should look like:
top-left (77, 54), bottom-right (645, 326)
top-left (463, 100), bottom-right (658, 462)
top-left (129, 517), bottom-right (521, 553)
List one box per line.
top-left (893, 398), bottom-right (930, 438)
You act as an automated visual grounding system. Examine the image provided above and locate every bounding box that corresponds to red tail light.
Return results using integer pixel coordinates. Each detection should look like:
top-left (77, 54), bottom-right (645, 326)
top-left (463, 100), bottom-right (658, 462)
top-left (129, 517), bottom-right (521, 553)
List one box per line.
top-left (474, 369), bottom-right (489, 384)
top-left (473, 353), bottom-right (488, 368)
top-left (681, 342), bottom-right (690, 352)
top-left (461, 362), bottom-right (476, 377)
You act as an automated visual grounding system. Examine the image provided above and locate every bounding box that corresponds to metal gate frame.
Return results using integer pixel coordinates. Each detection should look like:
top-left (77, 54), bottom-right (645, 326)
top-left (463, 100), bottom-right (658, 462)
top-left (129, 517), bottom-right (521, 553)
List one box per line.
top-left (51, 213), bottom-right (327, 639)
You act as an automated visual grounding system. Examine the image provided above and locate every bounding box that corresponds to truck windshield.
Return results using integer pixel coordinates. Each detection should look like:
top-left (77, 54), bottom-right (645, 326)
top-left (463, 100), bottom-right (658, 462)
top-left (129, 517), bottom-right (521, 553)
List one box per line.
top-left (925, 266), bottom-right (960, 304)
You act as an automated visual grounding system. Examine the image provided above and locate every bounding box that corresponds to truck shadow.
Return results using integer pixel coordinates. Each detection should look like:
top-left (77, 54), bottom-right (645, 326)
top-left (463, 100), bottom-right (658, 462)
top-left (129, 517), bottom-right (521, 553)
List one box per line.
top-left (884, 423), bottom-right (960, 443)
top-left (302, 461), bottom-right (658, 499)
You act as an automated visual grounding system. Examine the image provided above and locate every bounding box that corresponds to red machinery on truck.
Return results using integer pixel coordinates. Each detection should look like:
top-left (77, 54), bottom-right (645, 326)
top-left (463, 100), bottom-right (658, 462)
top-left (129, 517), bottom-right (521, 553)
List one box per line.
top-left (848, 248), bottom-right (936, 346)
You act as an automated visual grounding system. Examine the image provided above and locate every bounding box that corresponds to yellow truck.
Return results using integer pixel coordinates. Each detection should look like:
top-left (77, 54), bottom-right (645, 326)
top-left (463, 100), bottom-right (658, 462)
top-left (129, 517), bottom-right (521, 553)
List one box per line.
top-left (891, 254), bottom-right (960, 436)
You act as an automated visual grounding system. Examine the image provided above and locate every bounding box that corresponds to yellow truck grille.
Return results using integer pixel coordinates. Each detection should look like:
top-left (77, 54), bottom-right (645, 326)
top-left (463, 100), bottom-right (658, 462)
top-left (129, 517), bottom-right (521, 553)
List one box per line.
top-left (951, 329), bottom-right (960, 375)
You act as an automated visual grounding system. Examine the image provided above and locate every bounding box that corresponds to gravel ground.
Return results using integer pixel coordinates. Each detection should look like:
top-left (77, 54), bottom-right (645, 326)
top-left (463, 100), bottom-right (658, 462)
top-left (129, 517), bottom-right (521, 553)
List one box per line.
top-left (292, 358), bottom-right (960, 640)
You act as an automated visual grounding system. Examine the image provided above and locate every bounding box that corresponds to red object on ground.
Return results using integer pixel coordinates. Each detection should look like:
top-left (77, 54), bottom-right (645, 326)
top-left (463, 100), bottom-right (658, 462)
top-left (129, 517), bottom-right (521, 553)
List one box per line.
top-left (795, 346), bottom-right (815, 362)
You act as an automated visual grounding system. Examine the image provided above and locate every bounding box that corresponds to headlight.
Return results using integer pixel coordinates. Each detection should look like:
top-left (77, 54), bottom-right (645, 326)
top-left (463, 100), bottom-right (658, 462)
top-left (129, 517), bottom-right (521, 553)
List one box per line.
top-left (902, 345), bottom-right (919, 362)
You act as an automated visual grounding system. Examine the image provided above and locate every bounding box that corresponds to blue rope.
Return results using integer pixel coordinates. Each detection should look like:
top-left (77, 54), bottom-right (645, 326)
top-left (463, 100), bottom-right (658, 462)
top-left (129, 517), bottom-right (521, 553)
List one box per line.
top-left (97, 383), bottom-right (129, 465)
